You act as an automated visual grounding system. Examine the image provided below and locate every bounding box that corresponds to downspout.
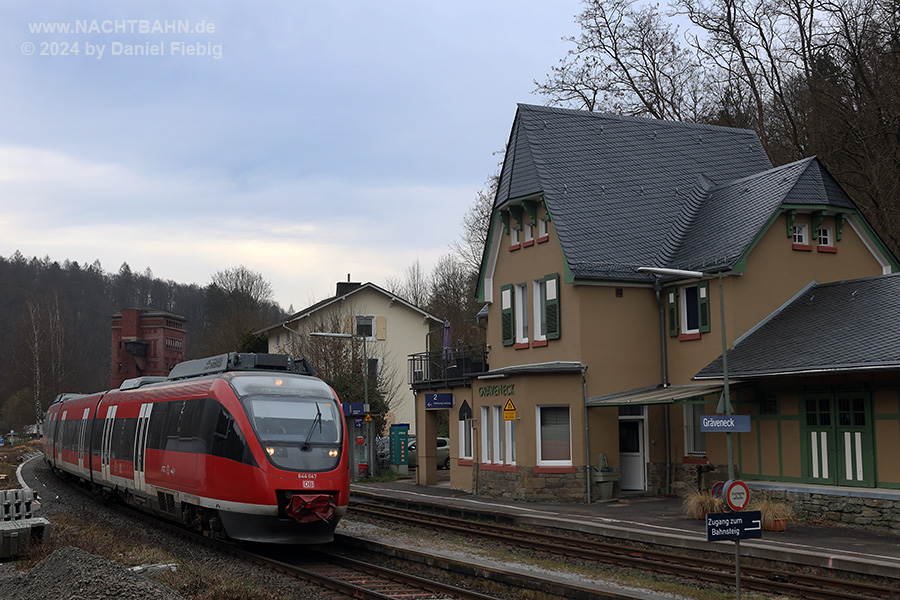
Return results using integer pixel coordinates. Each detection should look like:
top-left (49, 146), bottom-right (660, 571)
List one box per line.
top-left (582, 365), bottom-right (591, 504)
top-left (653, 277), bottom-right (672, 495)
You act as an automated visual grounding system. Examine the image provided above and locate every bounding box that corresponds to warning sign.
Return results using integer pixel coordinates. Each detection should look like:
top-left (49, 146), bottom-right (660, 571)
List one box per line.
top-left (364, 413), bottom-right (373, 422)
top-left (503, 399), bottom-right (517, 421)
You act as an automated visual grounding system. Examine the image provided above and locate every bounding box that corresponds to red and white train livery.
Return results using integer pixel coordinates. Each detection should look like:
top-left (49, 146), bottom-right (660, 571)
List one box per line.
top-left (42, 353), bottom-right (350, 544)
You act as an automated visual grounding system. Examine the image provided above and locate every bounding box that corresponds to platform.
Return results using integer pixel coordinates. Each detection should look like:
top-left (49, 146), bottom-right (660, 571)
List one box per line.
top-left (350, 478), bottom-right (900, 581)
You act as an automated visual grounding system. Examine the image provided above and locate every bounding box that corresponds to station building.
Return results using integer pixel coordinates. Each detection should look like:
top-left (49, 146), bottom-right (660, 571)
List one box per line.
top-left (410, 105), bottom-right (900, 522)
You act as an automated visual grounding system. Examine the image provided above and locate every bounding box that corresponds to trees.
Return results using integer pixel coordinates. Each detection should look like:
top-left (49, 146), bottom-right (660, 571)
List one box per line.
top-left (535, 0), bottom-right (900, 256)
top-left (193, 266), bottom-right (284, 357)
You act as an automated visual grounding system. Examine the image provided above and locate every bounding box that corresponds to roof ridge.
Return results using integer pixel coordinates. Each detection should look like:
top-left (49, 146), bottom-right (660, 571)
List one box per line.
top-left (516, 103), bottom-right (761, 137)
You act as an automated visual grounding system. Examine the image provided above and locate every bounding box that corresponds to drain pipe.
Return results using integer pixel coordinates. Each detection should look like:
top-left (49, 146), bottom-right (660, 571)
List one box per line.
top-left (582, 365), bottom-right (591, 504)
top-left (653, 277), bottom-right (672, 495)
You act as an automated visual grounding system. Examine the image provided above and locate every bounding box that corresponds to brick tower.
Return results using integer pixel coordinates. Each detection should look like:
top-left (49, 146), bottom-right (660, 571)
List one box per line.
top-left (111, 309), bottom-right (186, 388)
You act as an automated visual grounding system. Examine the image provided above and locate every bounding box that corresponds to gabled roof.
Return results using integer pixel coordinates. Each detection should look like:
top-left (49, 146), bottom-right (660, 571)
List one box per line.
top-left (494, 104), bottom-right (772, 281)
top-left (256, 282), bottom-right (440, 335)
top-left (484, 104), bottom-right (880, 288)
top-left (658, 156), bottom-right (856, 272)
top-left (695, 273), bottom-right (900, 379)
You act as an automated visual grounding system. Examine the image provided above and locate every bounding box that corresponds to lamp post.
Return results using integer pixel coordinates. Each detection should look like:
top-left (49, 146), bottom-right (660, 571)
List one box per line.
top-left (638, 266), bottom-right (740, 596)
top-left (310, 331), bottom-right (371, 480)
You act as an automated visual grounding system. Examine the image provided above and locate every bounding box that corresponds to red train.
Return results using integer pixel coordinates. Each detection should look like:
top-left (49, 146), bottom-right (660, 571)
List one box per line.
top-left (42, 353), bottom-right (350, 544)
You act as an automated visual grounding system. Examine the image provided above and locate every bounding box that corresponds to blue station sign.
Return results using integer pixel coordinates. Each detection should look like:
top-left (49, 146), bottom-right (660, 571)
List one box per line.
top-left (706, 511), bottom-right (762, 542)
top-left (700, 415), bottom-right (751, 433)
top-left (425, 393), bottom-right (453, 409)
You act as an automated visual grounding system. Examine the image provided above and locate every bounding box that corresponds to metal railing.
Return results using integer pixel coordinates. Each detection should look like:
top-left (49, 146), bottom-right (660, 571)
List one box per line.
top-left (408, 344), bottom-right (487, 388)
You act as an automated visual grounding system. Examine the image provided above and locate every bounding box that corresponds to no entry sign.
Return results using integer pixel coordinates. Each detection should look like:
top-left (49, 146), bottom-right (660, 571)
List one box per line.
top-left (724, 479), bottom-right (751, 511)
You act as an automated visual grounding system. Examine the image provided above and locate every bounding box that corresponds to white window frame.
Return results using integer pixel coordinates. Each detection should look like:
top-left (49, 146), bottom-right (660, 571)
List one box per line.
top-left (510, 226), bottom-right (520, 246)
top-left (459, 418), bottom-right (473, 460)
top-left (523, 221), bottom-right (534, 243)
top-left (492, 405), bottom-right (503, 464)
top-left (533, 279), bottom-right (547, 342)
top-left (538, 218), bottom-right (549, 239)
top-left (505, 419), bottom-right (517, 464)
top-left (535, 405), bottom-right (572, 466)
top-left (818, 226), bottom-right (833, 247)
top-left (684, 403), bottom-right (707, 456)
top-left (793, 223), bottom-right (809, 245)
top-left (515, 283), bottom-right (529, 343)
top-left (354, 314), bottom-right (375, 340)
top-left (481, 406), bottom-right (492, 463)
top-left (680, 285), bottom-right (701, 335)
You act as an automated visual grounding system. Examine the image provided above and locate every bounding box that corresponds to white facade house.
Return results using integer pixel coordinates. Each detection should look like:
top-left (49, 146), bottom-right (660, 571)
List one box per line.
top-left (258, 281), bottom-right (440, 434)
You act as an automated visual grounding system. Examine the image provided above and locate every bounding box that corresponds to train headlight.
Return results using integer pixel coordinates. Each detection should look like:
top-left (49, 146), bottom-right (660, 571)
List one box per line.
top-left (328, 449), bottom-right (338, 458)
top-left (266, 447), bottom-right (275, 456)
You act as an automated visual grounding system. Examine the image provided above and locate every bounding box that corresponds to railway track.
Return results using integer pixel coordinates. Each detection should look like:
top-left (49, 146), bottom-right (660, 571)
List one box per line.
top-left (348, 500), bottom-right (900, 600)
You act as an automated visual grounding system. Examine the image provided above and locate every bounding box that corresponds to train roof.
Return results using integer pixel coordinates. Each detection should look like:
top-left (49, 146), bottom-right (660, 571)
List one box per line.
top-left (166, 352), bottom-right (316, 381)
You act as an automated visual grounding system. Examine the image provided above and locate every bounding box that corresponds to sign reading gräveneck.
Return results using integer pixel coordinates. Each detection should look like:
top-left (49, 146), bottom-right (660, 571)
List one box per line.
top-left (478, 384), bottom-right (515, 397)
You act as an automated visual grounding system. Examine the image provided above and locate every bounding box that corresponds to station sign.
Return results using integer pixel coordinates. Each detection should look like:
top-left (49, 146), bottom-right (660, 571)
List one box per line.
top-left (426, 393), bottom-right (453, 409)
top-left (342, 402), bottom-right (370, 416)
top-left (706, 511), bottom-right (762, 542)
top-left (700, 415), bottom-right (751, 433)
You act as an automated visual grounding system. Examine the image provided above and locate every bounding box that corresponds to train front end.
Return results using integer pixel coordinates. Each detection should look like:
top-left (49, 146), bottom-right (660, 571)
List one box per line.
top-left (220, 371), bottom-right (350, 544)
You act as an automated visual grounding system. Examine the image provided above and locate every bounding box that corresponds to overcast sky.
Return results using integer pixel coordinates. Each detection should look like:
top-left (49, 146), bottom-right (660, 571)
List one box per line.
top-left (0, 1), bottom-right (583, 309)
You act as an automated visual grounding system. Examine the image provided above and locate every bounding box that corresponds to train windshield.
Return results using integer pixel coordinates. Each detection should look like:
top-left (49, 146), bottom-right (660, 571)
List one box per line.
top-left (229, 373), bottom-right (343, 472)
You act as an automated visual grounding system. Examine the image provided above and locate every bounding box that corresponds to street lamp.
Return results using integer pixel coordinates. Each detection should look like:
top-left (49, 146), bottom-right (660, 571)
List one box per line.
top-left (310, 331), bottom-right (372, 479)
top-left (639, 266), bottom-right (742, 597)
top-left (637, 267), bottom-right (734, 476)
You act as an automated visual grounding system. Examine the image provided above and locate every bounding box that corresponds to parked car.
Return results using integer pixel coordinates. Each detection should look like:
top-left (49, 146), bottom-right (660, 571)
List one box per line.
top-left (408, 437), bottom-right (450, 469)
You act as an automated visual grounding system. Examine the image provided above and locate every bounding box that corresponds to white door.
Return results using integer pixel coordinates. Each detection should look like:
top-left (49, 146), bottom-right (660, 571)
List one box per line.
top-left (100, 405), bottom-right (117, 482)
top-left (133, 403), bottom-right (153, 493)
top-left (77, 408), bottom-right (90, 476)
top-left (619, 419), bottom-right (646, 490)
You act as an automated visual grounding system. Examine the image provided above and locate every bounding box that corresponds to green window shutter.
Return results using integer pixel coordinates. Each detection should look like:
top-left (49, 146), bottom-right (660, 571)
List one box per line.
top-left (500, 284), bottom-right (515, 346)
top-left (698, 280), bottom-right (711, 333)
top-left (666, 288), bottom-right (679, 337)
top-left (544, 273), bottom-right (560, 340)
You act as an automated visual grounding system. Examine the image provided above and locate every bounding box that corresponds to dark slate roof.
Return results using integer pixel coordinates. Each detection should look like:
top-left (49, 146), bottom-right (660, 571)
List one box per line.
top-left (695, 274), bottom-right (900, 379)
top-left (493, 105), bottom-right (862, 281)
top-left (497, 105), bottom-right (773, 279)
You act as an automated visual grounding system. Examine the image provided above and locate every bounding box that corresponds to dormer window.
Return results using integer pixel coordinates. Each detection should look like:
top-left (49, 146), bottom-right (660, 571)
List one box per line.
top-left (818, 226), bottom-right (837, 253)
top-left (537, 218), bottom-right (549, 242)
top-left (510, 226), bottom-right (521, 249)
top-left (792, 224), bottom-right (808, 245)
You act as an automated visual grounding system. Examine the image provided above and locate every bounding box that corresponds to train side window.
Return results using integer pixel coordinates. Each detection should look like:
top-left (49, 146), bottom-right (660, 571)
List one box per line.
top-left (146, 402), bottom-right (170, 450)
top-left (178, 399), bottom-right (206, 453)
top-left (211, 408), bottom-right (247, 463)
top-left (91, 417), bottom-right (103, 455)
top-left (164, 400), bottom-right (184, 451)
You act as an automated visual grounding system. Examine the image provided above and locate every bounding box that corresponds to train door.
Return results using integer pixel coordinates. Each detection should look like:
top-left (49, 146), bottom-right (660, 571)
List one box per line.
top-left (100, 404), bottom-right (117, 482)
top-left (77, 408), bottom-right (90, 475)
top-left (133, 403), bottom-right (153, 493)
top-left (60, 410), bottom-right (68, 466)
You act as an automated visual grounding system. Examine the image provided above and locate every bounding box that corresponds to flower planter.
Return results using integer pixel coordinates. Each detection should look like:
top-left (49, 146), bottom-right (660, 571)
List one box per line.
top-left (764, 517), bottom-right (787, 532)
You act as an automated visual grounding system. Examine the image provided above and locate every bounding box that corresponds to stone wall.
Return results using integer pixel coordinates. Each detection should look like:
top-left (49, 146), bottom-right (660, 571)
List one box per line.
top-left (755, 488), bottom-right (900, 533)
top-left (475, 466), bottom-right (591, 503)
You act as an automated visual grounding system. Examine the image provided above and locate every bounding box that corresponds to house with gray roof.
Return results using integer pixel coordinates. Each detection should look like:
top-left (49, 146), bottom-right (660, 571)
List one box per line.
top-left (409, 104), bottom-right (897, 509)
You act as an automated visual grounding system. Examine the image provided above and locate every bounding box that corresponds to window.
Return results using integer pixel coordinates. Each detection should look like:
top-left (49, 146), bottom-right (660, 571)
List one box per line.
top-left (492, 405), bottom-right (503, 463)
top-left (758, 392), bottom-right (778, 416)
top-left (536, 405), bottom-right (571, 465)
top-left (355, 315), bottom-right (374, 339)
top-left (671, 281), bottom-right (710, 338)
top-left (817, 226), bottom-right (836, 252)
top-left (500, 285), bottom-right (515, 346)
top-left (514, 283), bottom-right (528, 345)
top-left (505, 418), bottom-right (517, 464)
top-left (537, 218), bottom-right (549, 241)
top-left (793, 223), bottom-right (809, 245)
top-left (684, 403), bottom-right (706, 456)
top-left (459, 418), bottom-right (473, 460)
top-left (481, 406), bottom-right (492, 462)
top-left (533, 279), bottom-right (547, 342)
top-left (523, 222), bottom-right (534, 244)
top-left (510, 226), bottom-right (520, 247)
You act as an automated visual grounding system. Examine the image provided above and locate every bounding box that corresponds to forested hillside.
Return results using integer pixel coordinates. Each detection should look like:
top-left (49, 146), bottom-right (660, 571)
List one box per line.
top-left (0, 252), bottom-right (284, 432)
